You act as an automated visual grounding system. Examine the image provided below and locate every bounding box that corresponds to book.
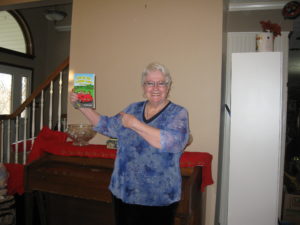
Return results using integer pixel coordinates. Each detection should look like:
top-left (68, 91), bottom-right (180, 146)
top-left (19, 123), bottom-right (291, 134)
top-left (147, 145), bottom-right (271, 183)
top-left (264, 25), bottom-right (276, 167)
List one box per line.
top-left (73, 73), bottom-right (95, 108)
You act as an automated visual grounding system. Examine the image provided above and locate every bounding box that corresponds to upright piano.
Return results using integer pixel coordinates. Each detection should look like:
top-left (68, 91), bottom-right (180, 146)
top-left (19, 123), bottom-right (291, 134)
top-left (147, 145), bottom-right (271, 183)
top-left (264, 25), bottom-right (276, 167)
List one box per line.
top-left (25, 153), bottom-right (205, 225)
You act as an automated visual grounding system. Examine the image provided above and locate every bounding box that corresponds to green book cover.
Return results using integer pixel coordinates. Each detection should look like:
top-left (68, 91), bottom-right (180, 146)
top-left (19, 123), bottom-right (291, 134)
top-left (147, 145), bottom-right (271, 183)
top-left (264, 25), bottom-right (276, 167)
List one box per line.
top-left (74, 73), bottom-right (95, 108)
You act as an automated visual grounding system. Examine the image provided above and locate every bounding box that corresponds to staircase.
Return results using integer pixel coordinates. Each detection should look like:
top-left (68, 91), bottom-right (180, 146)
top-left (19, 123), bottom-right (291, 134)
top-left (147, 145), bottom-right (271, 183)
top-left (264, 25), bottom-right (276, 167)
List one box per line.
top-left (0, 58), bottom-right (69, 164)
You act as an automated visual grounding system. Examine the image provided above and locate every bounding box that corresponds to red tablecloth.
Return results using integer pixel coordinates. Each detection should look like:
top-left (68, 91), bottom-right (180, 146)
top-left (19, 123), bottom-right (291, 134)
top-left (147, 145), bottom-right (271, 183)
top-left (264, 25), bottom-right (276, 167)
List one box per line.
top-left (5, 126), bottom-right (213, 195)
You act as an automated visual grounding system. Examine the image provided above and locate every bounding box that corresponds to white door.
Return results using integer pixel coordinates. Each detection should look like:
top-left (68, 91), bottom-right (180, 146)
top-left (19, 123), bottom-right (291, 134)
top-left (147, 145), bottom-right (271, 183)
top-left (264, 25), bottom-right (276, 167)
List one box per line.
top-left (0, 64), bottom-right (32, 160)
top-left (0, 64), bottom-right (32, 115)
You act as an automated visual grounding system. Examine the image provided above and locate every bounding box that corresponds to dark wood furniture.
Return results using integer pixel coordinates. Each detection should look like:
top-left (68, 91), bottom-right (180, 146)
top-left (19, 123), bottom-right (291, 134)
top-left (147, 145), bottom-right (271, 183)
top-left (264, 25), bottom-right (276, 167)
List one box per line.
top-left (282, 191), bottom-right (300, 225)
top-left (25, 153), bottom-right (205, 225)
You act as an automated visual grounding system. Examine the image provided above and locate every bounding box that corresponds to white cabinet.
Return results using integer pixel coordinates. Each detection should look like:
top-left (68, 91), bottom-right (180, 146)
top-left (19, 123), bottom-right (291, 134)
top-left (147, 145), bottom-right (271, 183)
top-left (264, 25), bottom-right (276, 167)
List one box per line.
top-left (227, 52), bottom-right (284, 225)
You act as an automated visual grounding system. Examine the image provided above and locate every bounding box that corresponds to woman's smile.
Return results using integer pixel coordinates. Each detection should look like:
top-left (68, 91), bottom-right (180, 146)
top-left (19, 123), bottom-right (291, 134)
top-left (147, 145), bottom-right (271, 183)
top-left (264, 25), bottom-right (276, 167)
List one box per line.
top-left (143, 70), bottom-right (170, 106)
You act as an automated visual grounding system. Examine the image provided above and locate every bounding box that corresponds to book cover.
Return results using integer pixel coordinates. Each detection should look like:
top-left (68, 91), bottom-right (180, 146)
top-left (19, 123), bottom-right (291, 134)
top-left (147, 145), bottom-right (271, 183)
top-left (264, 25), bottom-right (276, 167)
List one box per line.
top-left (74, 73), bottom-right (95, 108)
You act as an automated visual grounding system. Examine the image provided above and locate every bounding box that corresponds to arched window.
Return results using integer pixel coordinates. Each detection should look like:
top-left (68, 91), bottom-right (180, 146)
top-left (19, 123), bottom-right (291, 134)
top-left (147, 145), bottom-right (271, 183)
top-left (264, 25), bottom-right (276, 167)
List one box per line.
top-left (0, 10), bottom-right (33, 56)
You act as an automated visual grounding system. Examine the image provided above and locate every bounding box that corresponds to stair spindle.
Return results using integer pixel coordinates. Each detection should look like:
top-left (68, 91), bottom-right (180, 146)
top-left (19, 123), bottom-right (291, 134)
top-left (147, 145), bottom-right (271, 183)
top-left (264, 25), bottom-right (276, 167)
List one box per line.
top-left (23, 108), bottom-right (28, 164)
top-left (31, 99), bottom-right (36, 148)
top-left (58, 72), bottom-right (63, 131)
top-left (15, 116), bottom-right (19, 163)
top-left (7, 119), bottom-right (11, 163)
top-left (40, 91), bottom-right (44, 130)
top-left (0, 120), bottom-right (3, 163)
top-left (49, 81), bottom-right (53, 129)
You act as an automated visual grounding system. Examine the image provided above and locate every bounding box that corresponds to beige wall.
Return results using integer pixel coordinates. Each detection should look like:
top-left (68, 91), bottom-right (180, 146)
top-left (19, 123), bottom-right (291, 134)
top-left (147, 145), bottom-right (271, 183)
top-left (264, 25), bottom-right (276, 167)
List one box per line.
top-left (68, 0), bottom-right (223, 224)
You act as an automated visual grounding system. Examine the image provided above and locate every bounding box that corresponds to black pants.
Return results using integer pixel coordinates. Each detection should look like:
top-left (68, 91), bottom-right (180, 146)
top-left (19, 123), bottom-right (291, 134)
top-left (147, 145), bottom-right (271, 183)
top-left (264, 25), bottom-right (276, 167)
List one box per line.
top-left (112, 195), bottom-right (178, 225)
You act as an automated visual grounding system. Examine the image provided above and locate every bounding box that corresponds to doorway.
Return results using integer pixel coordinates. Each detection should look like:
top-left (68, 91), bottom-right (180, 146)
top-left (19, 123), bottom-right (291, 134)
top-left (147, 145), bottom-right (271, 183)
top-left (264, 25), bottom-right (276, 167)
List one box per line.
top-left (0, 64), bottom-right (32, 161)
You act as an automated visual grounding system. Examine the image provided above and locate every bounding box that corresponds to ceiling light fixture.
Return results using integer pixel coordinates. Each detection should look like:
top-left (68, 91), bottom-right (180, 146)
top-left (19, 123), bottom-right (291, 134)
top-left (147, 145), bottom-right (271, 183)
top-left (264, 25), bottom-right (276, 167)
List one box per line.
top-left (44, 9), bottom-right (67, 22)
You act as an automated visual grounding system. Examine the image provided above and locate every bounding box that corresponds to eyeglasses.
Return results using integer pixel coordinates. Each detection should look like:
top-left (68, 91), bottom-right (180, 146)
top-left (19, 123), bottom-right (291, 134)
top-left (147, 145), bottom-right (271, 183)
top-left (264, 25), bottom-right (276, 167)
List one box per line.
top-left (144, 81), bottom-right (168, 88)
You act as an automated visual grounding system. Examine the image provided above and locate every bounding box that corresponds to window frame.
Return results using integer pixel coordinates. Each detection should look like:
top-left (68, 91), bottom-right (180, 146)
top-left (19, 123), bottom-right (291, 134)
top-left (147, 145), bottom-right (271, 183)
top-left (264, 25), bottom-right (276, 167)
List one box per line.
top-left (0, 10), bottom-right (34, 58)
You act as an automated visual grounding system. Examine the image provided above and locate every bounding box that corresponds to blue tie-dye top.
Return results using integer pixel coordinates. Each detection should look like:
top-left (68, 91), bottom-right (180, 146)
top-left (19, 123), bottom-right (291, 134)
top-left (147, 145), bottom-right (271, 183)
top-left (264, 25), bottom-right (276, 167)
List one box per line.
top-left (93, 101), bottom-right (189, 206)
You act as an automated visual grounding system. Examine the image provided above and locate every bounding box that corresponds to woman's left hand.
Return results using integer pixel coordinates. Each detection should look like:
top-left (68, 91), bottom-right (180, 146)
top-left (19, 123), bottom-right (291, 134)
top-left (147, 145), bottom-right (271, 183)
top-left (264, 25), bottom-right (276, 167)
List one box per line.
top-left (119, 112), bottom-right (161, 149)
top-left (119, 112), bottom-right (138, 129)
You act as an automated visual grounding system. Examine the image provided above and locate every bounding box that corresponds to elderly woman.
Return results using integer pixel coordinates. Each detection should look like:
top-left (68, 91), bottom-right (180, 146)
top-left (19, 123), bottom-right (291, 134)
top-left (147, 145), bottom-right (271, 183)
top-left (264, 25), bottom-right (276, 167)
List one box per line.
top-left (70, 62), bottom-right (190, 225)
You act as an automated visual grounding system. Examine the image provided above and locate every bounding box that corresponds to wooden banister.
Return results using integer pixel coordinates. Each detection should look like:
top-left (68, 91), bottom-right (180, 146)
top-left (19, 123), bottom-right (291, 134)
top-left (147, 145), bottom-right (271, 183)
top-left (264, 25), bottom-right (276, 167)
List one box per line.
top-left (2, 57), bottom-right (69, 120)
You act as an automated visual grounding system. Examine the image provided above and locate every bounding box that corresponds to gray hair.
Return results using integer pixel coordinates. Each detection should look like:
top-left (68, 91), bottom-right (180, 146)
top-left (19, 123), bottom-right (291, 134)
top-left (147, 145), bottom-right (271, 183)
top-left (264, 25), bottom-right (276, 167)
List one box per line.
top-left (141, 62), bottom-right (172, 87)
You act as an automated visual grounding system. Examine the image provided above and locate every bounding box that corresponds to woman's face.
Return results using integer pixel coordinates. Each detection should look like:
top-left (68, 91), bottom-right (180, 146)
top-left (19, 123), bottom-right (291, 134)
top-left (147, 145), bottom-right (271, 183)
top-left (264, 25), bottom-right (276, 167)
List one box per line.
top-left (143, 70), bottom-right (170, 105)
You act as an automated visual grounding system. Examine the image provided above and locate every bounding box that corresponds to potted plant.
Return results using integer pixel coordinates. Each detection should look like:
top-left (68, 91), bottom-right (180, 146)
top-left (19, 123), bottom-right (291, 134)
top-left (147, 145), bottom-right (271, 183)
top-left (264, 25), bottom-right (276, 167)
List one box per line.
top-left (256, 20), bottom-right (282, 52)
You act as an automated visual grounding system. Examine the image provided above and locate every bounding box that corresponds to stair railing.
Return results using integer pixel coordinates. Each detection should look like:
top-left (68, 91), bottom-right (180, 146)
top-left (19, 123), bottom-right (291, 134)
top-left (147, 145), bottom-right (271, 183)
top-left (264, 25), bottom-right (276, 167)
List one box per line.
top-left (0, 57), bottom-right (69, 164)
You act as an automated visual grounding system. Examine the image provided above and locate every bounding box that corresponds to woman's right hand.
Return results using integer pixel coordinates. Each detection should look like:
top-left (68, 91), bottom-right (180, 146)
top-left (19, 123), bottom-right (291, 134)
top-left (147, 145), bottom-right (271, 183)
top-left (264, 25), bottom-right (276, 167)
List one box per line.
top-left (69, 89), bottom-right (101, 125)
top-left (70, 90), bottom-right (79, 108)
